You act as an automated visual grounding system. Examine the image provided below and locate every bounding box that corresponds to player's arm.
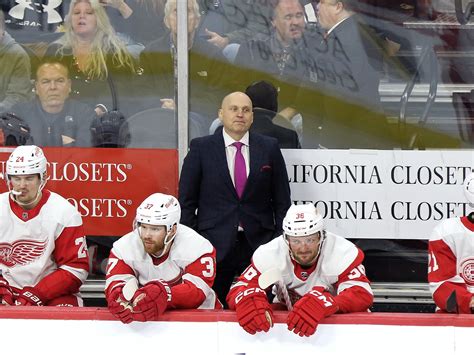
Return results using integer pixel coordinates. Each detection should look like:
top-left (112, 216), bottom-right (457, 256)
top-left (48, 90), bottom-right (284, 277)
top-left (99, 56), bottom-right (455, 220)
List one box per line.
top-left (104, 250), bottom-right (140, 323)
top-left (169, 250), bottom-right (217, 309)
top-left (428, 239), bottom-right (473, 313)
top-left (226, 263), bottom-right (262, 309)
top-left (333, 249), bottom-right (373, 313)
top-left (22, 225), bottom-right (89, 305)
top-left (227, 263), bottom-right (274, 335)
top-left (104, 250), bottom-right (138, 297)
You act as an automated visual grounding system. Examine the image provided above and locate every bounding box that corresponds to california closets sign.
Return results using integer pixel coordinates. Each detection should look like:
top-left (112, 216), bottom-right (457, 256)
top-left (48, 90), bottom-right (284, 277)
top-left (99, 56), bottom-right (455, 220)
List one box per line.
top-left (283, 149), bottom-right (474, 240)
top-left (0, 147), bottom-right (178, 236)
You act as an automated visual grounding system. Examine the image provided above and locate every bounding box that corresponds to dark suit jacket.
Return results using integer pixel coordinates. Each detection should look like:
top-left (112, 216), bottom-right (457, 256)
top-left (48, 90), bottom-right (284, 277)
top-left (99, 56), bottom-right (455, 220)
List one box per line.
top-left (299, 17), bottom-right (396, 149)
top-left (179, 131), bottom-right (291, 262)
top-left (251, 108), bottom-right (301, 149)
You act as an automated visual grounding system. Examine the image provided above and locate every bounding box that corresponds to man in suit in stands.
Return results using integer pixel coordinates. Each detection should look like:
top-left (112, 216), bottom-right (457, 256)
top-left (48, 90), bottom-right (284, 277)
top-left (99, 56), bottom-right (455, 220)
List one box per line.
top-left (245, 80), bottom-right (301, 149)
top-left (299, 0), bottom-right (394, 148)
top-left (179, 91), bottom-right (291, 307)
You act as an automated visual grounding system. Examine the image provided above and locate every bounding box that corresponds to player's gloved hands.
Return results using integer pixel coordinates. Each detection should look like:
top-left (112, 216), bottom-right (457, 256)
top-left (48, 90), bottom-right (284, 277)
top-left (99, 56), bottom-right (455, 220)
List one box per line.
top-left (15, 287), bottom-right (44, 306)
top-left (234, 287), bottom-right (274, 334)
top-left (131, 280), bottom-right (171, 322)
top-left (287, 286), bottom-right (338, 337)
top-left (107, 285), bottom-right (134, 324)
top-left (0, 276), bottom-right (15, 306)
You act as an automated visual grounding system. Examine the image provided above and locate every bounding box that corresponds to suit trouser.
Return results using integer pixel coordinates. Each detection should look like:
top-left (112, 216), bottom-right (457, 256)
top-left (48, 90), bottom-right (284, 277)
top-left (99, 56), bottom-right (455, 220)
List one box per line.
top-left (213, 231), bottom-right (253, 308)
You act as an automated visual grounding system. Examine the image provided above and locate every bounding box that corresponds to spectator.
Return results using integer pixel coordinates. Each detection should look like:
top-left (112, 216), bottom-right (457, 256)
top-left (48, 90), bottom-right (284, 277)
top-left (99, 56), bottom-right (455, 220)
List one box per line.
top-left (298, 0), bottom-right (393, 149)
top-left (139, 0), bottom-right (228, 122)
top-left (179, 91), bottom-right (291, 307)
top-left (105, 193), bottom-right (221, 324)
top-left (100, 0), bottom-right (168, 45)
top-left (245, 80), bottom-right (301, 148)
top-left (0, 11), bottom-right (32, 112)
top-left (0, 145), bottom-right (89, 307)
top-left (197, 0), bottom-right (274, 58)
top-left (11, 60), bottom-right (95, 146)
top-left (227, 203), bottom-right (373, 336)
top-left (44, 0), bottom-right (141, 117)
top-left (233, 0), bottom-right (308, 125)
top-left (428, 172), bottom-right (474, 313)
top-left (312, 0), bottom-right (384, 106)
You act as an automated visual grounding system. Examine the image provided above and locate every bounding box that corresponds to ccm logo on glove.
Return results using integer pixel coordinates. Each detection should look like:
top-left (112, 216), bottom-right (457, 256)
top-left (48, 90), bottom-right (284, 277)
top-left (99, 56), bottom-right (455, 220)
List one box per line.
top-left (235, 287), bottom-right (266, 304)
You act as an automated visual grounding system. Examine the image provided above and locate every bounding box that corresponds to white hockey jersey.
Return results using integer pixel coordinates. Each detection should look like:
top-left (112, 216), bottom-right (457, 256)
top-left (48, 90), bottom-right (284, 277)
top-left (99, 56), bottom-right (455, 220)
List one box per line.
top-left (228, 232), bottom-right (373, 312)
top-left (105, 224), bottom-right (220, 309)
top-left (428, 216), bottom-right (474, 313)
top-left (0, 190), bottom-right (89, 302)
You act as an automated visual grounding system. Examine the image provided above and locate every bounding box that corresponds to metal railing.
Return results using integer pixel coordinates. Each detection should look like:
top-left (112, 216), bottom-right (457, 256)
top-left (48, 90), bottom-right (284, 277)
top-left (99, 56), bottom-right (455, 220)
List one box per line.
top-left (455, 0), bottom-right (474, 25)
top-left (398, 45), bottom-right (438, 149)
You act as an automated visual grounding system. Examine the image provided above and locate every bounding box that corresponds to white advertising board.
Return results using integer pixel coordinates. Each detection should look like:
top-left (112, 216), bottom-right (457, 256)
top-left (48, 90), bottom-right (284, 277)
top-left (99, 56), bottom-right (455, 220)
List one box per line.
top-left (0, 318), bottom-right (471, 355)
top-left (284, 149), bottom-right (474, 239)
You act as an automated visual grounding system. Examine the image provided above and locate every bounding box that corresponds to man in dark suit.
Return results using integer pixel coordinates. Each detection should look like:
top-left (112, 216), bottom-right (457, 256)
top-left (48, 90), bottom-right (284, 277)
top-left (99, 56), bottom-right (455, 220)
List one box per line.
top-left (245, 80), bottom-right (301, 149)
top-left (298, 0), bottom-right (395, 148)
top-left (179, 91), bottom-right (291, 306)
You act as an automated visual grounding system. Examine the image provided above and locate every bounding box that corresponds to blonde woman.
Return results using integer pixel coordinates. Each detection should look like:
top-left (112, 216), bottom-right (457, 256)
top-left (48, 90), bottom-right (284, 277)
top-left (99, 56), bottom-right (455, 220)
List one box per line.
top-left (45, 0), bottom-right (141, 116)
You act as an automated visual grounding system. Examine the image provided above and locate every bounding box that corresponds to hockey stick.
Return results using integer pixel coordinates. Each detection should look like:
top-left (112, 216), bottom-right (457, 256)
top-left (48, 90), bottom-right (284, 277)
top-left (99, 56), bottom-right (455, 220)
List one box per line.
top-left (259, 268), bottom-right (293, 311)
top-left (122, 278), bottom-right (139, 301)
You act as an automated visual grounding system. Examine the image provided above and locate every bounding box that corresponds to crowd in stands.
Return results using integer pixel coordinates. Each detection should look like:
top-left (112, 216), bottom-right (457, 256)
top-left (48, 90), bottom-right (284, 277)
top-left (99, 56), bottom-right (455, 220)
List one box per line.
top-left (0, 0), bottom-right (410, 150)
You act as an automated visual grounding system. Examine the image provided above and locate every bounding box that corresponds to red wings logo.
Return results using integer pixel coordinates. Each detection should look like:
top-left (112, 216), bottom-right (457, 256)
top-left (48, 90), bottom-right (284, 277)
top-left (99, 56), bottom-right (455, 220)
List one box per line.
top-left (460, 257), bottom-right (474, 285)
top-left (0, 240), bottom-right (48, 267)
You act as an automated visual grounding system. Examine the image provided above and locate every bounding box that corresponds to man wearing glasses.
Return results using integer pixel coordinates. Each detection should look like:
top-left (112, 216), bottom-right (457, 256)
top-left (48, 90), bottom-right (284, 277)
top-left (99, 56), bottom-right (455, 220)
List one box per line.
top-left (227, 203), bottom-right (373, 337)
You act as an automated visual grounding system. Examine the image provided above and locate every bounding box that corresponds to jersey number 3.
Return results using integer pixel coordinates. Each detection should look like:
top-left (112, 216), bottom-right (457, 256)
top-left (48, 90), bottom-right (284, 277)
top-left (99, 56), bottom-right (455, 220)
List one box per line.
top-left (200, 256), bottom-right (214, 278)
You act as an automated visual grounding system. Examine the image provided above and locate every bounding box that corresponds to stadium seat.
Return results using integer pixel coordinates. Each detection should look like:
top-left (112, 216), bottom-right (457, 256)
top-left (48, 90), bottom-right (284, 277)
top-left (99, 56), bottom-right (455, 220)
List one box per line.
top-left (120, 107), bottom-right (203, 148)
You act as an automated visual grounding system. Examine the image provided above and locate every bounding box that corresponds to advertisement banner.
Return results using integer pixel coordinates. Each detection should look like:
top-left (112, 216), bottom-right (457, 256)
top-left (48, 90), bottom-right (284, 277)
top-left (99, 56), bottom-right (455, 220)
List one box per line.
top-left (284, 149), bottom-right (474, 240)
top-left (0, 147), bottom-right (178, 236)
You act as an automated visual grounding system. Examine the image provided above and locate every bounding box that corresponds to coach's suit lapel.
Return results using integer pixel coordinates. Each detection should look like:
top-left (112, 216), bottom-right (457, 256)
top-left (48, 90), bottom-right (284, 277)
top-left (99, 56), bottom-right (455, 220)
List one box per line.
top-left (211, 132), bottom-right (237, 196)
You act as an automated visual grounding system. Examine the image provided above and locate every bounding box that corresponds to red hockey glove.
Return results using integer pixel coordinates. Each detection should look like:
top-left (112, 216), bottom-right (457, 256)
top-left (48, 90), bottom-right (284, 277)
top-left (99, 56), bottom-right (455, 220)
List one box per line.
top-left (131, 280), bottom-right (171, 322)
top-left (15, 287), bottom-right (44, 306)
top-left (0, 276), bottom-right (15, 306)
top-left (234, 287), bottom-right (274, 335)
top-left (107, 286), bottom-right (134, 324)
top-left (287, 287), bottom-right (339, 337)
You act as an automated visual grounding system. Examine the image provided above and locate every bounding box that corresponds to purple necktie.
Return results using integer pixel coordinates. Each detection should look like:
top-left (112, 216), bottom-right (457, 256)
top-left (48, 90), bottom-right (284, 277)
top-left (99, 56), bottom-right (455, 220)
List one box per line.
top-left (233, 142), bottom-right (247, 198)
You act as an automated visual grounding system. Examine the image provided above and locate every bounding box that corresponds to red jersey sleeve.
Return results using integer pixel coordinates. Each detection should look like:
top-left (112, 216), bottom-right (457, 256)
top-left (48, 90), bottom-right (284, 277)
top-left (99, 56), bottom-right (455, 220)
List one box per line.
top-left (226, 262), bottom-right (262, 310)
top-left (169, 249), bottom-right (217, 309)
top-left (333, 249), bottom-right (373, 313)
top-left (428, 239), bottom-right (473, 313)
top-left (34, 225), bottom-right (90, 302)
top-left (104, 250), bottom-right (137, 298)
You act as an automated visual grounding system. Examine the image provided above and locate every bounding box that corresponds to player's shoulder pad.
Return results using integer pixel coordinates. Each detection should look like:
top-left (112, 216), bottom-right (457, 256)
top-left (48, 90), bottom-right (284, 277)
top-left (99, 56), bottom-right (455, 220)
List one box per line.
top-left (47, 191), bottom-right (83, 227)
top-left (111, 230), bottom-right (145, 261)
top-left (171, 224), bottom-right (215, 263)
top-left (320, 232), bottom-right (359, 276)
top-left (430, 217), bottom-right (463, 242)
top-left (252, 236), bottom-right (287, 273)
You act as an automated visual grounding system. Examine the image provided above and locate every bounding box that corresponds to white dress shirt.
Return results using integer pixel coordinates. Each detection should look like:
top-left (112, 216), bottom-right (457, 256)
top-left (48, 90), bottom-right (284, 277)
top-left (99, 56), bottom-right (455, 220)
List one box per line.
top-left (222, 129), bottom-right (250, 187)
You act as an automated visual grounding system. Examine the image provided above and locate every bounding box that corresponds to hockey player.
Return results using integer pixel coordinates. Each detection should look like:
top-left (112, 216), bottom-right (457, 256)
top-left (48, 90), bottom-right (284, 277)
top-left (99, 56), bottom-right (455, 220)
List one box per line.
top-left (105, 193), bottom-right (221, 323)
top-left (0, 145), bottom-right (89, 307)
top-left (227, 203), bottom-right (373, 336)
top-left (428, 172), bottom-right (474, 313)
